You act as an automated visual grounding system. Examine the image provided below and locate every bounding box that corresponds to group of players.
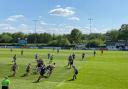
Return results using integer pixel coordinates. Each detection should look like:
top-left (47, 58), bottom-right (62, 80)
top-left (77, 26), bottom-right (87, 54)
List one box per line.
top-left (1, 48), bottom-right (105, 89)
top-left (10, 50), bottom-right (56, 83)
top-left (9, 48), bottom-right (88, 82)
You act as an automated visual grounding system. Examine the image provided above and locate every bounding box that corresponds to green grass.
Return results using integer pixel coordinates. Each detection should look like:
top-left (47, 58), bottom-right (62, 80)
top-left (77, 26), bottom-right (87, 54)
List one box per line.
top-left (0, 48), bottom-right (128, 89)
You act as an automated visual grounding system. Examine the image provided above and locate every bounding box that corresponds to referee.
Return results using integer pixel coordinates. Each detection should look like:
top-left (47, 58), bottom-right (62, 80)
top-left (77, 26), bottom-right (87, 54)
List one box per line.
top-left (1, 76), bottom-right (10, 89)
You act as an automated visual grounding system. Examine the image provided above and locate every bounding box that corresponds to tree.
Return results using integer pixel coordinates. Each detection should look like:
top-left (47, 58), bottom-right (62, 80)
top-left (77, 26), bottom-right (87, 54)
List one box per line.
top-left (56, 35), bottom-right (70, 46)
top-left (70, 28), bottom-right (82, 44)
top-left (27, 33), bottom-right (36, 43)
top-left (118, 24), bottom-right (128, 41)
top-left (106, 30), bottom-right (119, 42)
top-left (38, 33), bottom-right (52, 44)
top-left (48, 35), bottom-right (70, 46)
top-left (12, 32), bottom-right (25, 43)
top-left (0, 33), bottom-right (13, 43)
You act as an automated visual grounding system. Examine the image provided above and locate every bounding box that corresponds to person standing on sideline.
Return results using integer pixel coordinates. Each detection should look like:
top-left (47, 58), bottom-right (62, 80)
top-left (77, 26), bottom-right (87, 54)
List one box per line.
top-left (57, 49), bottom-right (59, 53)
top-left (82, 53), bottom-right (85, 60)
top-left (48, 53), bottom-right (51, 60)
top-left (1, 76), bottom-right (10, 89)
top-left (101, 48), bottom-right (104, 55)
top-left (10, 48), bottom-right (13, 52)
top-left (93, 50), bottom-right (96, 56)
top-left (21, 50), bottom-right (23, 56)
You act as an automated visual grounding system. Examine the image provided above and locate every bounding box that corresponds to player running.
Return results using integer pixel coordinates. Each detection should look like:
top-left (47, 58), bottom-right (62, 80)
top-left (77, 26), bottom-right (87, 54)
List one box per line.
top-left (36, 59), bottom-right (44, 73)
top-left (72, 66), bottom-right (78, 80)
top-left (12, 54), bottom-right (16, 63)
top-left (46, 63), bottom-right (56, 77)
top-left (22, 63), bottom-right (31, 77)
top-left (67, 55), bottom-right (74, 68)
top-left (35, 65), bottom-right (46, 82)
top-left (72, 53), bottom-right (76, 60)
top-left (49, 54), bottom-right (53, 63)
top-left (10, 62), bottom-right (17, 77)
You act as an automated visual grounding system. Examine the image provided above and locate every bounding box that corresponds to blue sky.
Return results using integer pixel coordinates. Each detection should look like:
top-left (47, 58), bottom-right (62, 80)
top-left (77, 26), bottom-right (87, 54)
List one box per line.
top-left (0, 0), bottom-right (128, 34)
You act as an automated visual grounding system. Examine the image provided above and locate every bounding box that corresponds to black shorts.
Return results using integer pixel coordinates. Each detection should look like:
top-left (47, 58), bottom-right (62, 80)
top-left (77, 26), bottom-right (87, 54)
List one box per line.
top-left (70, 61), bottom-right (73, 65)
top-left (26, 69), bottom-right (30, 72)
top-left (2, 86), bottom-right (8, 89)
top-left (75, 73), bottom-right (78, 75)
top-left (40, 72), bottom-right (45, 76)
top-left (12, 69), bottom-right (16, 72)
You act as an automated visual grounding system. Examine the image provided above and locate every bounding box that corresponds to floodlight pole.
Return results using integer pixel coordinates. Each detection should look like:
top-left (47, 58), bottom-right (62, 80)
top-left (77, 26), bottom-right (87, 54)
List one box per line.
top-left (88, 18), bottom-right (93, 49)
top-left (88, 18), bottom-right (93, 34)
top-left (33, 20), bottom-right (39, 45)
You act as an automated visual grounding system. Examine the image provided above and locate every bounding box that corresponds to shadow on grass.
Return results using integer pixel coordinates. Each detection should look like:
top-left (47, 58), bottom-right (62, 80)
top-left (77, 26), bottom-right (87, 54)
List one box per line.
top-left (68, 79), bottom-right (74, 81)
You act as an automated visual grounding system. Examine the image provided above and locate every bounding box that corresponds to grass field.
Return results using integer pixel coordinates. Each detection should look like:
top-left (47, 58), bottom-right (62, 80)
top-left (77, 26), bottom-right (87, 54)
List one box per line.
top-left (0, 48), bottom-right (128, 89)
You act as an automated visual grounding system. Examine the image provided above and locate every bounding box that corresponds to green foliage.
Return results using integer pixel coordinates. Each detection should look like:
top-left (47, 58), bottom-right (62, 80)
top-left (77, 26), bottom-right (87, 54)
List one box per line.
top-left (12, 32), bottom-right (25, 43)
top-left (106, 30), bottom-right (119, 42)
top-left (37, 33), bottom-right (52, 43)
top-left (118, 24), bottom-right (128, 40)
top-left (48, 36), bottom-right (70, 46)
top-left (0, 24), bottom-right (128, 47)
top-left (0, 33), bottom-right (13, 43)
top-left (87, 38), bottom-right (103, 47)
top-left (70, 28), bottom-right (82, 44)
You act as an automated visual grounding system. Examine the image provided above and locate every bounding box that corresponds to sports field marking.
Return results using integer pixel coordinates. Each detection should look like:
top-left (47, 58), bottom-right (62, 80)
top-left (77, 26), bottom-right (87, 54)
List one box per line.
top-left (56, 80), bottom-right (66, 87)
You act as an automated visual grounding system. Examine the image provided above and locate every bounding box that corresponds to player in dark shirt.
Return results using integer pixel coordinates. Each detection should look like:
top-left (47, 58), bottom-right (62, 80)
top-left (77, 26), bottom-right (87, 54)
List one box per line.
top-left (21, 50), bottom-right (23, 56)
top-left (72, 66), bottom-right (78, 80)
top-left (72, 53), bottom-right (75, 60)
top-left (57, 49), bottom-right (59, 53)
top-left (66, 55), bottom-right (73, 68)
top-left (12, 54), bottom-right (16, 63)
top-left (36, 65), bottom-right (46, 82)
top-left (22, 63), bottom-right (31, 77)
top-left (49, 54), bottom-right (53, 63)
top-left (93, 50), bottom-right (96, 56)
top-left (10, 62), bottom-right (17, 77)
top-left (36, 59), bottom-right (44, 73)
top-left (35, 53), bottom-right (39, 61)
top-left (48, 53), bottom-right (51, 60)
top-left (82, 53), bottom-right (85, 60)
top-left (69, 55), bottom-right (74, 68)
top-left (46, 63), bottom-right (55, 77)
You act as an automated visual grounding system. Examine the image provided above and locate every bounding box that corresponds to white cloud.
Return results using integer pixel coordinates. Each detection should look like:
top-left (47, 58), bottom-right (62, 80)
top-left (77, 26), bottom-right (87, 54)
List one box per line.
top-left (0, 23), bottom-right (15, 30)
top-left (65, 7), bottom-right (75, 10)
top-left (0, 15), bottom-right (110, 34)
top-left (6, 15), bottom-right (25, 22)
top-left (49, 7), bottom-right (75, 17)
top-left (40, 21), bottom-right (48, 25)
top-left (17, 24), bottom-right (33, 33)
top-left (68, 17), bottom-right (80, 21)
top-left (56, 5), bottom-right (61, 8)
top-left (0, 23), bottom-right (16, 33)
top-left (49, 6), bottom-right (80, 21)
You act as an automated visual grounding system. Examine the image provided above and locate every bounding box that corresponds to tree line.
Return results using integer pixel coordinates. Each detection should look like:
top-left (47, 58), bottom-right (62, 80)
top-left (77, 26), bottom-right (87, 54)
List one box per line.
top-left (0, 24), bottom-right (128, 47)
